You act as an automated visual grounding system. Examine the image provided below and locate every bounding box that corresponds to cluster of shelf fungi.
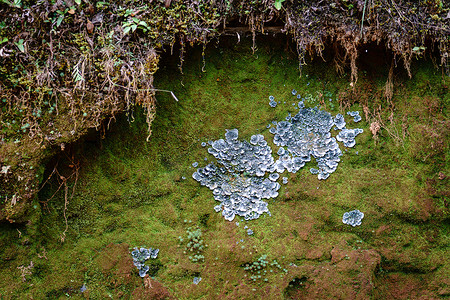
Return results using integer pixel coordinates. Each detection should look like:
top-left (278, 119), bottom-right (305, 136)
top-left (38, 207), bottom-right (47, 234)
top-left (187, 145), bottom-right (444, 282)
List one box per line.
top-left (192, 90), bottom-right (364, 226)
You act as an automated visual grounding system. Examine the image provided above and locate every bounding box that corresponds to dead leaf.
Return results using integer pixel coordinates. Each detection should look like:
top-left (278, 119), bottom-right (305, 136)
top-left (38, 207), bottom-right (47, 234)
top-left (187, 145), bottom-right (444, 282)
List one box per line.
top-left (87, 20), bottom-right (94, 33)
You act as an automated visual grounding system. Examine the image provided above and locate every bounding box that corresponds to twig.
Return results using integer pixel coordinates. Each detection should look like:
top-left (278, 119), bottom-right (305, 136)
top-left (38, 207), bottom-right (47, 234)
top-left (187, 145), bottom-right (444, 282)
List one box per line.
top-left (360, 0), bottom-right (367, 37)
top-left (112, 83), bottom-right (179, 102)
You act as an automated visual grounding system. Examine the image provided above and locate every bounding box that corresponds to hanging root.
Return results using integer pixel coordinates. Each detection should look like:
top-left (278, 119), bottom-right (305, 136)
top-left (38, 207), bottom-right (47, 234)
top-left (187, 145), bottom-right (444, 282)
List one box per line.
top-left (384, 59), bottom-right (394, 102)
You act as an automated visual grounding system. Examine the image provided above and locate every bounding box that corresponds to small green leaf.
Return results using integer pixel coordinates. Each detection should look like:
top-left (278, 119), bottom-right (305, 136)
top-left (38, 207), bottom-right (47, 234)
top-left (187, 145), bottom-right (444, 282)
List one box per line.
top-left (74, 0), bottom-right (81, 5)
top-left (273, 0), bottom-right (284, 10)
top-left (56, 15), bottom-right (64, 27)
top-left (131, 24), bottom-right (137, 32)
top-left (0, 37), bottom-right (8, 44)
top-left (15, 39), bottom-right (25, 52)
top-left (123, 26), bottom-right (131, 34)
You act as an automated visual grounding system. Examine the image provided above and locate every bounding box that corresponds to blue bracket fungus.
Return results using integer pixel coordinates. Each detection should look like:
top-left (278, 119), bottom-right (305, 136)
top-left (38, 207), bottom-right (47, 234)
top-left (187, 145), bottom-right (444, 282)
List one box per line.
top-left (192, 90), bottom-right (364, 221)
top-left (131, 247), bottom-right (159, 277)
top-left (342, 209), bottom-right (364, 227)
top-left (347, 111), bottom-right (362, 122)
top-left (192, 129), bottom-right (280, 221)
top-left (193, 277), bottom-right (202, 285)
top-left (270, 107), bottom-right (344, 180)
top-left (336, 128), bottom-right (364, 148)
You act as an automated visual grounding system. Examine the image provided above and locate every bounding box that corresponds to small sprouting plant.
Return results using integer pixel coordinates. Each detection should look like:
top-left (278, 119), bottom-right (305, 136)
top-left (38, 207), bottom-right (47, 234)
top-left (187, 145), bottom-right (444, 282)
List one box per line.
top-left (1, 0), bottom-right (22, 8)
top-left (243, 255), bottom-right (287, 282)
top-left (180, 225), bottom-right (207, 263)
top-left (122, 17), bottom-right (151, 35)
top-left (14, 39), bottom-right (25, 53)
top-left (273, 0), bottom-right (285, 10)
top-left (412, 46), bottom-right (426, 56)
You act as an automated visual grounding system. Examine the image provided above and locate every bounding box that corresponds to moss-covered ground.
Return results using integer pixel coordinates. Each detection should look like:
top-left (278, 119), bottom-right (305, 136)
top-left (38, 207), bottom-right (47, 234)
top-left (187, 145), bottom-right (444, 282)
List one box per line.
top-left (0, 36), bottom-right (448, 299)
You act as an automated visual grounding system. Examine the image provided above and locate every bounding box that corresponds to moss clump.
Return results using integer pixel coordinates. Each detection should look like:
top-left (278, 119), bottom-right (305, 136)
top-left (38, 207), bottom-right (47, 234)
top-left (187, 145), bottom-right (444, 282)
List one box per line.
top-left (180, 225), bottom-right (207, 263)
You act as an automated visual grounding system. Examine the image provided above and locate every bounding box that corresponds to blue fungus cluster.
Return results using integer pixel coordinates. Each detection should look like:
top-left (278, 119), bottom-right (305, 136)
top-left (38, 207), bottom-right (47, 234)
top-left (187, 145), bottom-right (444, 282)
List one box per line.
top-left (269, 107), bottom-right (343, 180)
top-left (269, 95), bottom-right (277, 108)
top-left (269, 173), bottom-right (280, 181)
top-left (336, 128), bottom-right (363, 148)
top-left (342, 209), bottom-right (364, 227)
top-left (192, 129), bottom-right (280, 221)
top-left (334, 114), bottom-right (346, 130)
top-left (193, 277), bottom-right (202, 285)
top-left (131, 247), bottom-right (159, 277)
top-left (347, 111), bottom-right (362, 122)
top-left (192, 91), bottom-right (364, 220)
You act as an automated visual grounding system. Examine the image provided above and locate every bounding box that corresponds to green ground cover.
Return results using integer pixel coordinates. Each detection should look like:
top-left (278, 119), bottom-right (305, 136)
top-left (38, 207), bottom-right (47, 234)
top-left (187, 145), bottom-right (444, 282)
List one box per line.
top-left (0, 36), bottom-right (448, 299)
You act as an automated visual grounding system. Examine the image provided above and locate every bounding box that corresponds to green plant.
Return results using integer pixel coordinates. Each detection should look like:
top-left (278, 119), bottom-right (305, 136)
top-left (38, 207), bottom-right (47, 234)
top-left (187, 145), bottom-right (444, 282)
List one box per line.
top-left (14, 39), bottom-right (25, 53)
top-left (273, 0), bottom-right (285, 10)
top-left (180, 225), bottom-right (207, 263)
top-left (72, 61), bottom-right (84, 83)
top-left (412, 46), bottom-right (426, 56)
top-left (243, 255), bottom-right (287, 282)
top-left (122, 17), bottom-right (151, 35)
top-left (1, 0), bottom-right (21, 8)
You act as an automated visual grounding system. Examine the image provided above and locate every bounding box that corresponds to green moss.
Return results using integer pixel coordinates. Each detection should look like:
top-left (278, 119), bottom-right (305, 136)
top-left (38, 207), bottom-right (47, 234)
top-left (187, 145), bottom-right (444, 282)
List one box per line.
top-left (0, 36), bottom-right (448, 298)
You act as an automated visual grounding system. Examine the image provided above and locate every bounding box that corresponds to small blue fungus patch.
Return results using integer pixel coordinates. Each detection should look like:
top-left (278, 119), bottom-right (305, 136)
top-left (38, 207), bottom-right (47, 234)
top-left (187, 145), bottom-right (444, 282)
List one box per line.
top-left (310, 168), bottom-right (319, 175)
top-left (292, 89), bottom-right (297, 95)
top-left (334, 114), bottom-right (346, 130)
top-left (193, 129), bottom-right (280, 221)
top-left (193, 277), bottom-right (202, 285)
top-left (269, 100), bottom-right (277, 108)
top-left (201, 142), bottom-right (207, 147)
top-left (277, 147), bottom-right (286, 156)
top-left (336, 128), bottom-right (363, 148)
top-left (268, 99), bottom-right (363, 180)
top-left (297, 94), bottom-right (301, 99)
top-left (347, 111), bottom-right (362, 122)
top-left (342, 209), bottom-right (364, 227)
top-left (282, 177), bottom-right (288, 184)
top-left (80, 284), bottom-right (87, 293)
top-left (192, 162), bottom-right (199, 168)
top-left (269, 107), bottom-right (341, 180)
top-left (247, 229), bottom-right (254, 235)
top-left (269, 173), bottom-right (280, 181)
top-left (131, 247), bottom-right (159, 277)
top-left (269, 95), bottom-right (274, 101)
top-left (266, 124), bottom-right (271, 129)
top-left (182, 176), bottom-right (186, 180)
